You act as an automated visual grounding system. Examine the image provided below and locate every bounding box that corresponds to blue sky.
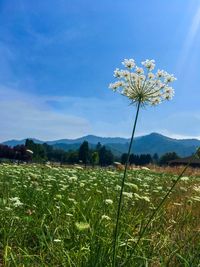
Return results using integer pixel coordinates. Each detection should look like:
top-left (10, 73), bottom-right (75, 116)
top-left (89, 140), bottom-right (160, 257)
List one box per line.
top-left (1, 0), bottom-right (200, 141)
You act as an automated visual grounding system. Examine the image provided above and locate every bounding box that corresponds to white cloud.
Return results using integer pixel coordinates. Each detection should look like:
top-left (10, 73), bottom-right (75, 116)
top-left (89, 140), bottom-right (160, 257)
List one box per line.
top-left (0, 86), bottom-right (91, 141)
top-left (1, 86), bottom-right (200, 142)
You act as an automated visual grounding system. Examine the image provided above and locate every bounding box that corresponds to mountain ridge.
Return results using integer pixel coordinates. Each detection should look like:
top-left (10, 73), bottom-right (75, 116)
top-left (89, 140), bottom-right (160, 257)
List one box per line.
top-left (1, 133), bottom-right (200, 157)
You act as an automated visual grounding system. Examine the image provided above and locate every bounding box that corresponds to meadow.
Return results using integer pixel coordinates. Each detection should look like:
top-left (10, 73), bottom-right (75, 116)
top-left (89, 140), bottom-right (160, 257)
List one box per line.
top-left (1, 164), bottom-right (200, 266)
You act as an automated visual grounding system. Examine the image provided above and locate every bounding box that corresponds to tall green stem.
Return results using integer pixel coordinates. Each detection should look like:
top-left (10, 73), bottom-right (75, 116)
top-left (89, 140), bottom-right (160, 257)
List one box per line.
top-left (112, 100), bottom-right (141, 267)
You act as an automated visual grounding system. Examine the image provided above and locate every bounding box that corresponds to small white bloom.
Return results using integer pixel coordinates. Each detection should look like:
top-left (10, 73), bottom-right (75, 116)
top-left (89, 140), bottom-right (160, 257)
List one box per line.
top-left (114, 68), bottom-right (123, 78)
top-left (105, 199), bottom-right (113, 205)
top-left (150, 97), bottom-right (162, 106)
top-left (123, 191), bottom-right (133, 199)
top-left (54, 239), bottom-right (62, 243)
top-left (156, 69), bottom-right (165, 78)
top-left (75, 222), bottom-right (90, 231)
top-left (109, 81), bottom-right (124, 91)
top-left (142, 59), bottom-right (155, 71)
top-left (164, 74), bottom-right (177, 83)
top-left (101, 215), bottom-right (111, 221)
top-left (122, 59), bottom-right (135, 69)
top-left (148, 72), bottom-right (155, 79)
top-left (135, 67), bottom-right (144, 74)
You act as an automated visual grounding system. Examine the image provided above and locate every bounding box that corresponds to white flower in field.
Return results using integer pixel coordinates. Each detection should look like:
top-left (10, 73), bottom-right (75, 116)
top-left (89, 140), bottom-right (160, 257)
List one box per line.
top-left (125, 182), bottom-right (138, 191)
top-left (75, 222), bottom-right (90, 231)
top-left (105, 199), bottom-right (113, 205)
top-left (54, 239), bottom-right (62, 243)
top-left (5, 207), bottom-right (12, 211)
top-left (115, 185), bottom-right (121, 191)
top-left (123, 191), bottom-right (133, 199)
top-left (133, 193), bottom-right (150, 202)
top-left (133, 193), bottom-right (140, 200)
top-left (180, 176), bottom-right (189, 182)
top-left (96, 189), bottom-right (102, 193)
top-left (69, 176), bottom-right (78, 182)
top-left (101, 214), bottom-right (111, 221)
top-left (9, 197), bottom-right (23, 207)
top-left (142, 196), bottom-right (150, 202)
top-left (173, 202), bottom-right (182, 206)
top-left (157, 186), bottom-right (163, 190)
top-left (191, 196), bottom-right (200, 202)
top-left (109, 58), bottom-right (176, 106)
top-left (193, 185), bottom-right (200, 193)
top-left (55, 194), bottom-right (62, 200)
top-left (66, 213), bottom-right (73, 217)
top-left (9, 197), bottom-right (20, 202)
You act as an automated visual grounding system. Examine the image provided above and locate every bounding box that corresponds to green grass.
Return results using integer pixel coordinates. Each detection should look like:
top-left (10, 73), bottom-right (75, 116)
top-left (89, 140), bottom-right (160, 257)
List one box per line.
top-left (1, 164), bottom-right (200, 266)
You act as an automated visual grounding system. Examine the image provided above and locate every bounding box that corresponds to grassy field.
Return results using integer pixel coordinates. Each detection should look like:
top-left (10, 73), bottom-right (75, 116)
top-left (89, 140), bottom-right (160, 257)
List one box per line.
top-left (1, 164), bottom-right (200, 266)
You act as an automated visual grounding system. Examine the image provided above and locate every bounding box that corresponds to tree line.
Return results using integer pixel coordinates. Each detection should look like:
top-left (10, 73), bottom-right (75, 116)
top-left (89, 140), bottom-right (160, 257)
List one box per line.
top-left (25, 139), bottom-right (114, 166)
top-left (0, 139), bottom-right (181, 166)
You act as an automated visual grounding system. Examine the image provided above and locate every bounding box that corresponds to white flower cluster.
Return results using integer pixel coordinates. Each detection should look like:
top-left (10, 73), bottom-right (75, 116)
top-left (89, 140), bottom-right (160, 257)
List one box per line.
top-left (9, 196), bottom-right (23, 207)
top-left (109, 58), bottom-right (176, 106)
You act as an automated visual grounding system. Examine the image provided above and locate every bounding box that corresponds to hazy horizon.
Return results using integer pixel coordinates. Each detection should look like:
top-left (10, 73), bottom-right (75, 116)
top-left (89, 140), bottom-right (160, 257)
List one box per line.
top-left (1, 131), bottom-right (200, 143)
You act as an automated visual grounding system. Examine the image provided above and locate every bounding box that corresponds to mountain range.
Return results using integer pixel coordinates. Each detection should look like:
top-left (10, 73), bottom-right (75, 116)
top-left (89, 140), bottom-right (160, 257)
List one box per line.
top-left (2, 133), bottom-right (200, 157)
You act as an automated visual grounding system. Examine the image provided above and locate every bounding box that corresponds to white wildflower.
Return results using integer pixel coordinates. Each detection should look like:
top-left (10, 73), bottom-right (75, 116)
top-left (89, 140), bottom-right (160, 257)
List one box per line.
top-left (123, 192), bottom-right (133, 199)
top-left (9, 197), bottom-right (23, 207)
top-left (115, 185), bottom-right (121, 191)
top-left (122, 59), bottom-right (135, 69)
top-left (191, 196), bottom-right (200, 202)
top-left (66, 213), bottom-right (73, 217)
top-left (109, 58), bottom-right (176, 106)
top-left (193, 185), bottom-right (200, 193)
top-left (125, 182), bottom-right (138, 191)
top-left (54, 239), bottom-right (62, 243)
top-left (180, 176), bottom-right (189, 182)
top-left (142, 59), bottom-right (155, 71)
top-left (135, 67), bottom-right (144, 74)
top-left (75, 222), bottom-right (90, 231)
top-left (101, 215), bottom-right (111, 221)
top-left (105, 199), bottom-right (113, 205)
top-left (148, 72), bottom-right (155, 79)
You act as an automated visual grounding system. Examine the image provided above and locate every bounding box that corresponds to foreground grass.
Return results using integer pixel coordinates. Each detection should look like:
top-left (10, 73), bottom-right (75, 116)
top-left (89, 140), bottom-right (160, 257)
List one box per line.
top-left (1, 164), bottom-right (200, 266)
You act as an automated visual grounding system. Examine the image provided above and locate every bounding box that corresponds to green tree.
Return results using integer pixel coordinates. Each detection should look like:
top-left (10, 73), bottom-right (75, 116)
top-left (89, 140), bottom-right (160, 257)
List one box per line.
top-left (99, 146), bottom-right (114, 166)
top-left (68, 151), bottom-right (78, 164)
top-left (79, 141), bottom-right (89, 166)
top-left (159, 152), bottom-right (179, 166)
top-left (91, 151), bottom-right (99, 167)
top-left (152, 153), bottom-right (159, 164)
top-left (121, 153), bottom-right (128, 164)
top-left (96, 142), bottom-right (102, 151)
top-left (197, 147), bottom-right (200, 158)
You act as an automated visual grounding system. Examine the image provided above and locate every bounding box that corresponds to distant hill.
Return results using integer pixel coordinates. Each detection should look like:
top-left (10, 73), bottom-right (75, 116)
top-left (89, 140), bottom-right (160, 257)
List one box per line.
top-left (2, 133), bottom-right (200, 157)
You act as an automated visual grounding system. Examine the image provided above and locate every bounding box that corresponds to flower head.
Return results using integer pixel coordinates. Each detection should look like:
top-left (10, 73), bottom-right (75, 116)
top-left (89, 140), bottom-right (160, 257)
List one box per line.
top-left (75, 222), bottom-right (90, 231)
top-left (109, 58), bottom-right (176, 106)
top-left (122, 59), bottom-right (135, 69)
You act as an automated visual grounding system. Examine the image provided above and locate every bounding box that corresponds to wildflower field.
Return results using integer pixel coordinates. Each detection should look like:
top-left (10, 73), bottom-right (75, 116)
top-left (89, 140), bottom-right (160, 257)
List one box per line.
top-left (1, 164), bottom-right (200, 266)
